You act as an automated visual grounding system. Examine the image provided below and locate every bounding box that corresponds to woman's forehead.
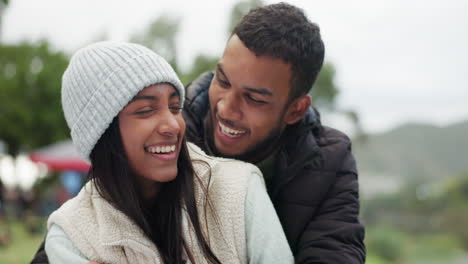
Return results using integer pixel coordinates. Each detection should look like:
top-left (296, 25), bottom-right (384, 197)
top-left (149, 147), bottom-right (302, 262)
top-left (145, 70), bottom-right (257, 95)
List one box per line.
top-left (134, 83), bottom-right (179, 98)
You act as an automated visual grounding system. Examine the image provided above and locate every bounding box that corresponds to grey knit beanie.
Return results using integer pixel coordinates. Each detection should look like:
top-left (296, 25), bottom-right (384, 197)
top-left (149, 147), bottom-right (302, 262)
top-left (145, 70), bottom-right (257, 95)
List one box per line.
top-left (61, 41), bottom-right (185, 162)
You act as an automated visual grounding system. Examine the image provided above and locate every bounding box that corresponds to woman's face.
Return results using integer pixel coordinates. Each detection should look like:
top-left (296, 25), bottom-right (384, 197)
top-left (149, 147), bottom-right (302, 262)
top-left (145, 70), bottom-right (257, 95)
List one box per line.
top-left (118, 83), bottom-right (185, 197)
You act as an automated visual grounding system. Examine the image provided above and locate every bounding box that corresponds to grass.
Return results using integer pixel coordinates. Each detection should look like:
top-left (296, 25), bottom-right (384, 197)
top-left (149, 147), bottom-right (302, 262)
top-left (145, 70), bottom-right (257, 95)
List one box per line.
top-left (0, 219), bottom-right (46, 264)
top-left (366, 225), bottom-right (468, 263)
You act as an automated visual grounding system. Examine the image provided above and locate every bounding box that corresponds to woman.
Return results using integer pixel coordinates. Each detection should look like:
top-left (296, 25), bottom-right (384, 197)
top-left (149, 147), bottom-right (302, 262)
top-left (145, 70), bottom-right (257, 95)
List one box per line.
top-left (45, 41), bottom-right (293, 263)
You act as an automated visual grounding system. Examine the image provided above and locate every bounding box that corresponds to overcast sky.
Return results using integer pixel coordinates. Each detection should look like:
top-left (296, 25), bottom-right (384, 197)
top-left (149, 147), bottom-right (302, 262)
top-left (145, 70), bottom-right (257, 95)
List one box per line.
top-left (2, 0), bottom-right (468, 133)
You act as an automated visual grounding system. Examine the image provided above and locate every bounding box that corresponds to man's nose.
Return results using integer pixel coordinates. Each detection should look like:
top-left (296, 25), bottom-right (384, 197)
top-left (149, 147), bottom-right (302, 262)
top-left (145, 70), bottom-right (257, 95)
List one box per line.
top-left (217, 91), bottom-right (242, 121)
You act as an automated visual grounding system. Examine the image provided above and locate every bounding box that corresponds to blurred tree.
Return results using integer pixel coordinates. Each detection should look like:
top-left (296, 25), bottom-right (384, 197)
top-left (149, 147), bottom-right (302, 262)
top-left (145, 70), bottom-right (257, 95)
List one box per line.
top-left (310, 63), bottom-right (339, 108)
top-left (362, 171), bottom-right (468, 254)
top-left (130, 14), bottom-right (181, 73)
top-left (227, 0), bottom-right (264, 35)
top-left (179, 0), bottom-right (265, 85)
top-left (0, 0), bottom-right (8, 43)
top-left (365, 226), bottom-right (404, 262)
top-left (179, 54), bottom-right (218, 86)
top-left (174, 0), bottom-right (263, 85)
top-left (312, 62), bottom-right (365, 140)
top-left (0, 41), bottom-right (69, 156)
top-left (127, 13), bottom-right (217, 86)
top-left (440, 172), bottom-right (468, 249)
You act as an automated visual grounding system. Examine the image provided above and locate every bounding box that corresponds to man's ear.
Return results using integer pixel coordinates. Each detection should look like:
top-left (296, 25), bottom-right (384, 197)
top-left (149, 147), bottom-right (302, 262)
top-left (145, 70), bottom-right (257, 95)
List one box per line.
top-left (284, 95), bottom-right (311, 125)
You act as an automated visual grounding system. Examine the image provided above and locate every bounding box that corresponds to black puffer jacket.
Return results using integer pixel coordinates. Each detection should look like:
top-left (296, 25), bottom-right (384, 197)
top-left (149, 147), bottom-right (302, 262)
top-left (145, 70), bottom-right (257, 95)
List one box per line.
top-left (183, 72), bottom-right (366, 263)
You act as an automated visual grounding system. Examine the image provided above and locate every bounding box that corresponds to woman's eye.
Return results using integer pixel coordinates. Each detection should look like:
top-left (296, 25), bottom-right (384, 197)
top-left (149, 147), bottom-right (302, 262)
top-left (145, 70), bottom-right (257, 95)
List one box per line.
top-left (134, 108), bottom-right (154, 115)
top-left (170, 106), bottom-right (183, 114)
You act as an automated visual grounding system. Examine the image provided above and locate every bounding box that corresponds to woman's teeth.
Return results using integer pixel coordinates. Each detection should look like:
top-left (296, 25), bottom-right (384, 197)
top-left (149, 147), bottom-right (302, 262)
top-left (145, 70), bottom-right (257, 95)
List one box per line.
top-left (147, 145), bottom-right (176, 154)
top-left (219, 121), bottom-right (246, 137)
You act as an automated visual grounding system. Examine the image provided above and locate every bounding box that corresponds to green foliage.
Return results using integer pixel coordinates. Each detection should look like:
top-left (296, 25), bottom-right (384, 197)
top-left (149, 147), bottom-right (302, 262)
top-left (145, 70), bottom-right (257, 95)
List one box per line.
top-left (130, 15), bottom-right (181, 72)
top-left (365, 254), bottom-right (391, 264)
top-left (439, 174), bottom-right (468, 248)
top-left (179, 54), bottom-right (218, 86)
top-left (363, 171), bottom-right (468, 262)
top-left (365, 225), bottom-right (465, 263)
top-left (440, 206), bottom-right (468, 249)
top-left (0, 41), bottom-right (69, 155)
top-left (128, 14), bottom-right (218, 87)
top-left (405, 233), bottom-right (464, 261)
top-left (0, 221), bottom-right (46, 264)
top-left (310, 62), bottom-right (339, 109)
top-left (366, 226), bottom-right (404, 262)
top-left (311, 62), bottom-right (362, 137)
top-left (445, 172), bottom-right (468, 202)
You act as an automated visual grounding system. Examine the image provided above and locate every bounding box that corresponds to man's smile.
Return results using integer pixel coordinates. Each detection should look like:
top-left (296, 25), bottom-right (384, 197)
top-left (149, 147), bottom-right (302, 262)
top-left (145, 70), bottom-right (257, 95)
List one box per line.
top-left (218, 120), bottom-right (247, 138)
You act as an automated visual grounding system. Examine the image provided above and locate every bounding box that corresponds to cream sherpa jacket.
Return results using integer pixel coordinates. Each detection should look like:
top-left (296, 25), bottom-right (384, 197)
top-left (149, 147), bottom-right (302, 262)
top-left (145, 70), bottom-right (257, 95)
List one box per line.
top-left (47, 143), bottom-right (267, 263)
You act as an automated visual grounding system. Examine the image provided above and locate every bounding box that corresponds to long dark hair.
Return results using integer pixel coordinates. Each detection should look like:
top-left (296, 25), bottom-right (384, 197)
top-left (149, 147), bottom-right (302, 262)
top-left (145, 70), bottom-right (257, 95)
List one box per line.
top-left (88, 118), bottom-right (221, 264)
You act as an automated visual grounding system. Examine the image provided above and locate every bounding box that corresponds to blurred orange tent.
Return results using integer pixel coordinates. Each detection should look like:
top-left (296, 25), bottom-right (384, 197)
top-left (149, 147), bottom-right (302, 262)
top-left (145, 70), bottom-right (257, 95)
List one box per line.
top-left (29, 140), bottom-right (90, 172)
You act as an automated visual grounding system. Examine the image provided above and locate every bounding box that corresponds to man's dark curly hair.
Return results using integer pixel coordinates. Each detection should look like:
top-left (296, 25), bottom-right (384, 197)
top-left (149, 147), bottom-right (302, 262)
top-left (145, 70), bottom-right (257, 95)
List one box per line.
top-left (232, 2), bottom-right (325, 102)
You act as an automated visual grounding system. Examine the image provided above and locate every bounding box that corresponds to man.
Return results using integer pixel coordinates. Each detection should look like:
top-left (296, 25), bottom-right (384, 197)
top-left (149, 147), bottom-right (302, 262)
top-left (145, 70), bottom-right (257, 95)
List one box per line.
top-left (183, 2), bottom-right (365, 263)
top-left (32, 2), bottom-right (364, 263)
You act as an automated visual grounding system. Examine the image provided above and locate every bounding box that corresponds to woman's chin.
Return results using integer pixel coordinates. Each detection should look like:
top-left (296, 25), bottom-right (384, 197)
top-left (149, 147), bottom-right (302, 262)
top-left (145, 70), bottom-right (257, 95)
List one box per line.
top-left (148, 168), bottom-right (178, 183)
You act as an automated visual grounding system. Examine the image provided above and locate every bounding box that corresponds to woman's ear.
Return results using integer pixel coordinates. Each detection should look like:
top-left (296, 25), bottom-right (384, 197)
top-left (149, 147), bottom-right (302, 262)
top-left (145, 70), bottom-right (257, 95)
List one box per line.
top-left (284, 95), bottom-right (311, 125)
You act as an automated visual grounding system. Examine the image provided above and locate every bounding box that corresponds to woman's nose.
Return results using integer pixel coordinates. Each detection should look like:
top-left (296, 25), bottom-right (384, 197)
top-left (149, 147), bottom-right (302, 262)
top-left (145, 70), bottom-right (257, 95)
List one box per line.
top-left (158, 110), bottom-right (181, 137)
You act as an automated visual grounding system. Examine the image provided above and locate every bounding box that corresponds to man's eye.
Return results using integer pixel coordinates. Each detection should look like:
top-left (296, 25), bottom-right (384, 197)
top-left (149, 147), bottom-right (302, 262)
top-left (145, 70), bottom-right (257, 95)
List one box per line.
top-left (246, 94), bottom-right (267, 105)
top-left (217, 77), bottom-right (230, 88)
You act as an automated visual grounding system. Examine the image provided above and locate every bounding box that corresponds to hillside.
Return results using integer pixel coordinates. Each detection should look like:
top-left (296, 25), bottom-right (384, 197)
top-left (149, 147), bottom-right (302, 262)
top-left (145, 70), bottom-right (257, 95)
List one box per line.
top-left (354, 120), bottom-right (468, 184)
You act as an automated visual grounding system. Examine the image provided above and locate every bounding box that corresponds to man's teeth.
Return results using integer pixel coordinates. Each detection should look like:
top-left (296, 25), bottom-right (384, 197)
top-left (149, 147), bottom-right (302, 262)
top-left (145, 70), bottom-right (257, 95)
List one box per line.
top-left (147, 145), bottom-right (176, 154)
top-left (219, 122), bottom-right (246, 137)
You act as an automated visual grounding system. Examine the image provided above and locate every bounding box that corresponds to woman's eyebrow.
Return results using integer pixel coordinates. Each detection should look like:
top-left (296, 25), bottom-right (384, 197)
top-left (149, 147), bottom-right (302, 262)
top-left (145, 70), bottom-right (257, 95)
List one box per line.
top-left (130, 95), bottom-right (159, 102)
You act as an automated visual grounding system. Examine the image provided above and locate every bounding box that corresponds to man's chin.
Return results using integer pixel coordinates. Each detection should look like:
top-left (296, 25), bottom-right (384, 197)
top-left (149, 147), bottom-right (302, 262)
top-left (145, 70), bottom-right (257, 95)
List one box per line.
top-left (215, 142), bottom-right (263, 163)
top-left (215, 130), bottom-right (283, 163)
top-left (214, 142), bottom-right (245, 158)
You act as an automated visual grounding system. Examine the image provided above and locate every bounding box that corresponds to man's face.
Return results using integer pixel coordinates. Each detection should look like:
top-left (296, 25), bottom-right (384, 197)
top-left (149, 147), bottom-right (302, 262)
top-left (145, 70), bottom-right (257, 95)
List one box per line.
top-left (207, 35), bottom-right (293, 161)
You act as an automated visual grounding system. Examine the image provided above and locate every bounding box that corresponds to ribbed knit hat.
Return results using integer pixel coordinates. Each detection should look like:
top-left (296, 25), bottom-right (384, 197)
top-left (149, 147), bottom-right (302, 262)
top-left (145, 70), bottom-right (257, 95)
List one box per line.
top-left (61, 41), bottom-right (185, 162)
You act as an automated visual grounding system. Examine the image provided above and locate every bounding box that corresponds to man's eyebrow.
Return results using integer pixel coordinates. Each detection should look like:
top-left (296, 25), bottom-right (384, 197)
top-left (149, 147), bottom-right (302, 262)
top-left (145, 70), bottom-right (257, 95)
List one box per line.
top-left (244, 87), bottom-right (273, 97)
top-left (217, 63), bottom-right (272, 96)
top-left (216, 64), bottom-right (228, 80)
